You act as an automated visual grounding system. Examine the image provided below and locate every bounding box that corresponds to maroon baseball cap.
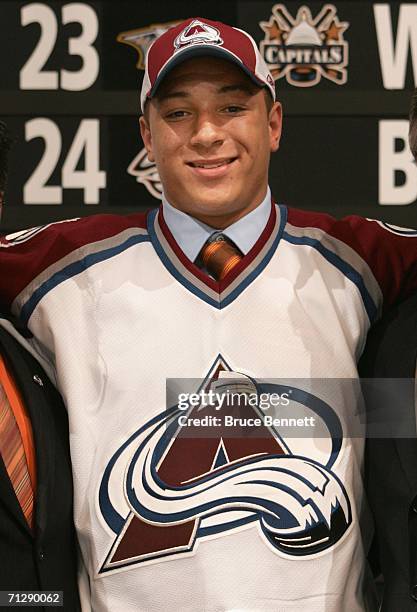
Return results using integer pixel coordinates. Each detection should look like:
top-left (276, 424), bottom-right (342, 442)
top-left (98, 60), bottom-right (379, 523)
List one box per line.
top-left (140, 17), bottom-right (276, 112)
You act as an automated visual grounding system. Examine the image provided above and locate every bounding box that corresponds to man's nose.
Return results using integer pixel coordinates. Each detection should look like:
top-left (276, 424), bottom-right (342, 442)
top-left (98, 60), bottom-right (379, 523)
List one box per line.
top-left (189, 114), bottom-right (224, 149)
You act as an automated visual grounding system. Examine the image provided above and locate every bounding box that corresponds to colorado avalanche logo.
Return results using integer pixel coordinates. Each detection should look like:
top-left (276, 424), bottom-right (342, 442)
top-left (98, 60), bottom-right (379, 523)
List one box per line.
top-left (174, 19), bottom-right (223, 50)
top-left (98, 357), bottom-right (351, 574)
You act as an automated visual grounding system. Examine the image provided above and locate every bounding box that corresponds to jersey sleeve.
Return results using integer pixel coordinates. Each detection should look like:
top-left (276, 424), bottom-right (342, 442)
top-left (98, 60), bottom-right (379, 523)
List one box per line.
top-left (0, 212), bottom-right (149, 325)
top-left (286, 208), bottom-right (417, 313)
top-left (332, 216), bottom-right (417, 308)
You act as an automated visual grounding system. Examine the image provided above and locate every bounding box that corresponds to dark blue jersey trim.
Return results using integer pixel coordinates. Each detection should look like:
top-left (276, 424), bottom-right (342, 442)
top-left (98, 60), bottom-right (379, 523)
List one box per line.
top-left (220, 206), bottom-right (287, 308)
top-left (282, 231), bottom-right (378, 324)
top-left (20, 234), bottom-right (150, 326)
top-left (147, 209), bottom-right (222, 309)
top-left (197, 513), bottom-right (257, 538)
top-left (147, 206), bottom-right (287, 310)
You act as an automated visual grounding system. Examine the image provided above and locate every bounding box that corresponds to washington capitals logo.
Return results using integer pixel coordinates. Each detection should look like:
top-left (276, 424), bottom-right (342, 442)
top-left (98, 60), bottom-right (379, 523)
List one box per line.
top-left (98, 357), bottom-right (352, 575)
top-left (259, 4), bottom-right (349, 87)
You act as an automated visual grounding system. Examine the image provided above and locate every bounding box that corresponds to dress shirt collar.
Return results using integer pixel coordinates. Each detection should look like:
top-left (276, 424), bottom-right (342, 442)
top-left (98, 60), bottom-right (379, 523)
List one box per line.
top-left (161, 188), bottom-right (272, 262)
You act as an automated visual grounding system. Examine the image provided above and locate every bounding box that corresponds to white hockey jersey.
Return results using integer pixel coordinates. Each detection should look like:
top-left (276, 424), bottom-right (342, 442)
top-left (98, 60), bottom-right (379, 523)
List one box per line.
top-left (1, 203), bottom-right (417, 612)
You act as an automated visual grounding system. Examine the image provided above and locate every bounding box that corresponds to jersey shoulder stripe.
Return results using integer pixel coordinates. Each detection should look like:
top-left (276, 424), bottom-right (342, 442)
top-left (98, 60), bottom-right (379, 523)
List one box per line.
top-left (286, 207), bottom-right (417, 308)
top-left (282, 228), bottom-right (379, 323)
top-left (0, 211), bottom-right (150, 316)
top-left (19, 229), bottom-right (150, 326)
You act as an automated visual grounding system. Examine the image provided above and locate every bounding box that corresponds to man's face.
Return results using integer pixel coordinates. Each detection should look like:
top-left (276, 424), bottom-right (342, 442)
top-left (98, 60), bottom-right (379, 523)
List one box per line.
top-left (140, 57), bottom-right (282, 228)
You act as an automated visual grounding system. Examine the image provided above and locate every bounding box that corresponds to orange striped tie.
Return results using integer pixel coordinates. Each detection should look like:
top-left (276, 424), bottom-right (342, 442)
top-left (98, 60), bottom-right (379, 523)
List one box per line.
top-left (199, 234), bottom-right (243, 281)
top-left (0, 382), bottom-right (34, 529)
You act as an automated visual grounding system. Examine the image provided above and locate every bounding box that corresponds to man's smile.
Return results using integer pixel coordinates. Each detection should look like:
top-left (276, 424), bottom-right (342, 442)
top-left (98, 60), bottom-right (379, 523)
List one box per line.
top-left (186, 157), bottom-right (238, 177)
top-left (187, 157), bottom-right (237, 169)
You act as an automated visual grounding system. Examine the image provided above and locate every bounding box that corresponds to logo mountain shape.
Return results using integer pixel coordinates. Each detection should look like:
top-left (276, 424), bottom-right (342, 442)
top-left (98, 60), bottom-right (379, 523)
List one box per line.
top-left (174, 19), bottom-right (223, 49)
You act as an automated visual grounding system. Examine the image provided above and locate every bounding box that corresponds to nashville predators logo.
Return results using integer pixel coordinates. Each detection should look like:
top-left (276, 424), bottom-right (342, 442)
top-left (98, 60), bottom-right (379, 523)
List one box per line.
top-left (117, 21), bottom-right (183, 70)
top-left (97, 357), bottom-right (352, 575)
top-left (117, 21), bottom-right (182, 200)
top-left (127, 148), bottom-right (162, 200)
top-left (259, 4), bottom-right (349, 87)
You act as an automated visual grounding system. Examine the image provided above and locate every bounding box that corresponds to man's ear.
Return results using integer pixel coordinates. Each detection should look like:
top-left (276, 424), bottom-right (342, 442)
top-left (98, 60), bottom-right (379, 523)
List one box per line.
top-left (139, 115), bottom-right (155, 162)
top-left (269, 101), bottom-right (283, 153)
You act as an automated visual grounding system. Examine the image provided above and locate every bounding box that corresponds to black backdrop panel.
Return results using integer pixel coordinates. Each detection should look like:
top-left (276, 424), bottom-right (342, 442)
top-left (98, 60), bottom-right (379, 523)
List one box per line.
top-left (0, 1), bottom-right (416, 232)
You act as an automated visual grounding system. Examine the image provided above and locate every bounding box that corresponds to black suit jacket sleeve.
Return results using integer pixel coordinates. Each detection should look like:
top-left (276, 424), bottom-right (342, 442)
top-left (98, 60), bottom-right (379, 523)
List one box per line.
top-left (359, 295), bottom-right (417, 612)
top-left (0, 325), bottom-right (81, 612)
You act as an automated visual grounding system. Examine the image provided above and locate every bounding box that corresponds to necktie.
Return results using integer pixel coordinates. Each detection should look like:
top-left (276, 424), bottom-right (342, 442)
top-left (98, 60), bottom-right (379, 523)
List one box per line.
top-left (0, 382), bottom-right (34, 529)
top-left (199, 234), bottom-right (243, 281)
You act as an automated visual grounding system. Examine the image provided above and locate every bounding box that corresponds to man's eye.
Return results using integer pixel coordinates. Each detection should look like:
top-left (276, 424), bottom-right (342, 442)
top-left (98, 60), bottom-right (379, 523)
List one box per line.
top-left (223, 105), bottom-right (245, 113)
top-left (166, 110), bottom-right (188, 119)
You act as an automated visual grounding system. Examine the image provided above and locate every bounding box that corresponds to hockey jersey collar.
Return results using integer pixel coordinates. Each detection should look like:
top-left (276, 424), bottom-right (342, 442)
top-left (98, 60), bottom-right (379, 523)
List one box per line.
top-left (147, 200), bottom-right (286, 309)
top-left (161, 189), bottom-right (272, 262)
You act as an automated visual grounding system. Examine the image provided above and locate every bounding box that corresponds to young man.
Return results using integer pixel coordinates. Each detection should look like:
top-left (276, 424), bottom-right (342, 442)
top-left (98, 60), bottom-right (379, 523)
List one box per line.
top-left (0, 122), bottom-right (80, 610)
top-left (0, 17), bottom-right (416, 611)
top-left (360, 90), bottom-right (417, 612)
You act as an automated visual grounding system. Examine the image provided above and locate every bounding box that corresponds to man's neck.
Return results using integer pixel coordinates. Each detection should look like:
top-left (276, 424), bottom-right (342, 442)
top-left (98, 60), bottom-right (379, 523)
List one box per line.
top-left (161, 188), bottom-right (272, 262)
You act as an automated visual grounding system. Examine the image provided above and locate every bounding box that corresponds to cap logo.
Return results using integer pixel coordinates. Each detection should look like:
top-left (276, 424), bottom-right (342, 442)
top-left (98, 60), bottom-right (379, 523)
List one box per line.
top-left (174, 19), bottom-right (223, 49)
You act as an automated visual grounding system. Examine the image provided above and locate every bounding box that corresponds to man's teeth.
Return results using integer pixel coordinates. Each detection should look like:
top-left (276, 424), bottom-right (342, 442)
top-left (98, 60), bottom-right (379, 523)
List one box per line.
top-left (193, 160), bottom-right (231, 168)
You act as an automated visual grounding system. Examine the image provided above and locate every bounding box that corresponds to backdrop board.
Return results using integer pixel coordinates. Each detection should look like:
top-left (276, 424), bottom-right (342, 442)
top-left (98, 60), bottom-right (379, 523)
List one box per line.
top-left (0, 0), bottom-right (416, 233)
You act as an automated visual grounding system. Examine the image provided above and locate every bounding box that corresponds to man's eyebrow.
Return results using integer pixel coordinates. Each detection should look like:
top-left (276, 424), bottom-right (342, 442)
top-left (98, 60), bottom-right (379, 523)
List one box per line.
top-left (156, 83), bottom-right (257, 103)
top-left (217, 84), bottom-right (257, 95)
top-left (156, 91), bottom-right (190, 103)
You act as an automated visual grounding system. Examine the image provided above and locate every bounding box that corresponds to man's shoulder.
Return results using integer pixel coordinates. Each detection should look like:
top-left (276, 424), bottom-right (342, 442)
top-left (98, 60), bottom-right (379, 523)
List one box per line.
top-left (284, 206), bottom-right (417, 308)
top-left (286, 206), bottom-right (373, 233)
top-left (0, 209), bottom-right (156, 315)
top-left (284, 206), bottom-right (381, 258)
top-left (0, 209), bottom-right (151, 251)
top-left (285, 205), bottom-right (417, 257)
top-left (286, 205), bottom-right (417, 238)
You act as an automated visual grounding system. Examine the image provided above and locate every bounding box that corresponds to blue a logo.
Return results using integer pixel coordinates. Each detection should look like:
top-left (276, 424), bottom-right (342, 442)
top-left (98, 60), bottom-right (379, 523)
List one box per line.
top-left (98, 357), bottom-right (351, 574)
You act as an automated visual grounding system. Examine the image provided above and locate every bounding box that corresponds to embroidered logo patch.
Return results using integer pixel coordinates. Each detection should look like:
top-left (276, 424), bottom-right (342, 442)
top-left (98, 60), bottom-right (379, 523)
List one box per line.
top-left (97, 358), bottom-right (352, 575)
top-left (259, 4), bottom-right (349, 87)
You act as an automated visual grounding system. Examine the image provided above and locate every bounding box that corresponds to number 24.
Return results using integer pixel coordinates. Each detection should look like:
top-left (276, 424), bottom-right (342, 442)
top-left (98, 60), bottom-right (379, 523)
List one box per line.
top-left (24, 119), bottom-right (106, 204)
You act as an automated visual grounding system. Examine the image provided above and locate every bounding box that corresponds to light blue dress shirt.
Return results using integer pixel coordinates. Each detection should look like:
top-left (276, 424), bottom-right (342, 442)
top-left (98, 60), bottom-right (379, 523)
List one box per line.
top-left (162, 188), bottom-right (272, 262)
